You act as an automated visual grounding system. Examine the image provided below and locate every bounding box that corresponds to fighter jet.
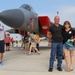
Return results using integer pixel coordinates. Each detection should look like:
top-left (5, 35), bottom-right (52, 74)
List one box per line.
top-left (0, 4), bottom-right (50, 36)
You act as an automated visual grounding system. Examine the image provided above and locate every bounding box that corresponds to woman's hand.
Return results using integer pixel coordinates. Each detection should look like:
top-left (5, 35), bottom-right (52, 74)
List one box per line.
top-left (70, 39), bottom-right (74, 42)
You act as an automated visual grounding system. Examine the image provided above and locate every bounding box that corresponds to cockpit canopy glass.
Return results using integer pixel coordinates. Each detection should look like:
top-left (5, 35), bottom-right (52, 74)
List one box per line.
top-left (20, 4), bottom-right (35, 13)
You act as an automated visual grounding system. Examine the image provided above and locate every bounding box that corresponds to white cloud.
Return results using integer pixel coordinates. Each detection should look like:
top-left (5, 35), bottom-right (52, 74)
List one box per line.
top-left (59, 6), bottom-right (75, 14)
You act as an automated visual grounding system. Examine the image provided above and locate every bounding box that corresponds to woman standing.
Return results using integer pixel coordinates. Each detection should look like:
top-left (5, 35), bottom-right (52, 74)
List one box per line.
top-left (62, 21), bottom-right (75, 72)
top-left (5, 34), bottom-right (11, 51)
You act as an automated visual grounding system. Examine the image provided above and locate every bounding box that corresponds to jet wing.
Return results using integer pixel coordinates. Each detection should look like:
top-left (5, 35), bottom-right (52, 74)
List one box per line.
top-left (6, 29), bottom-right (19, 34)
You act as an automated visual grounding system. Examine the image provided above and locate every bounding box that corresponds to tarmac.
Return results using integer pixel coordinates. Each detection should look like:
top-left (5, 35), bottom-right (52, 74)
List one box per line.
top-left (0, 41), bottom-right (75, 75)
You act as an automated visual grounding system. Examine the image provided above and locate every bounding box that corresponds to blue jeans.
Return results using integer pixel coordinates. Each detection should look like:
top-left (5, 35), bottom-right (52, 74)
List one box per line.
top-left (49, 42), bottom-right (63, 68)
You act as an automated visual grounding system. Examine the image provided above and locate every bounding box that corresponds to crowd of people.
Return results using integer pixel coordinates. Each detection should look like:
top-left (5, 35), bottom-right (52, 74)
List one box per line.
top-left (0, 16), bottom-right (75, 72)
top-left (21, 32), bottom-right (40, 55)
top-left (5, 34), bottom-right (18, 50)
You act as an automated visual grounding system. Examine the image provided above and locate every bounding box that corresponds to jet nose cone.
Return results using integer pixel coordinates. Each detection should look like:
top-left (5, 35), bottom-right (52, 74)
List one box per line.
top-left (0, 9), bottom-right (24, 28)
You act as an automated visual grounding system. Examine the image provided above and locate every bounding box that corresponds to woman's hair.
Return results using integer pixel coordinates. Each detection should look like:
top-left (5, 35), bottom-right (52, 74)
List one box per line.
top-left (63, 21), bottom-right (72, 29)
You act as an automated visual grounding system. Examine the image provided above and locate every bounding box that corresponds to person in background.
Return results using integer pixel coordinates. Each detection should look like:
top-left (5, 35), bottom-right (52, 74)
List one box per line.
top-left (11, 37), bottom-right (15, 47)
top-left (33, 32), bottom-right (40, 52)
top-left (0, 24), bottom-right (5, 66)
top-left (21, 35), bottom-right (24, 49)
top-left (27, 32), bottom-right (38, 43)
top-left (47, 16), bottom-right (63, 72)
top-left (23, 32), bottom-right (29, 53)
top-left (5, 33), bottom-right (11, 51)
top-left (15, 37), bottom-right (18, 47)
top-left (29, 36), bottom-right (32, 50)
top-left (62, 21), bottom-right (75, 72)
top-left (28, 38), bottom-right (40, 55)
top-left (27, 32), bottom-right (40, 55)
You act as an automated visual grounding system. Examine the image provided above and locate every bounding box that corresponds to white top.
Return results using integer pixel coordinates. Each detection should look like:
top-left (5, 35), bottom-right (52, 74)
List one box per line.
top-left (0, 25), bottom-right (5, 40)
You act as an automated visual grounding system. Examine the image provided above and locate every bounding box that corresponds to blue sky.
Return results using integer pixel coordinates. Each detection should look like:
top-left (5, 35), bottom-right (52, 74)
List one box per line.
top-left (0, 0), bottom-right (75, 39)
